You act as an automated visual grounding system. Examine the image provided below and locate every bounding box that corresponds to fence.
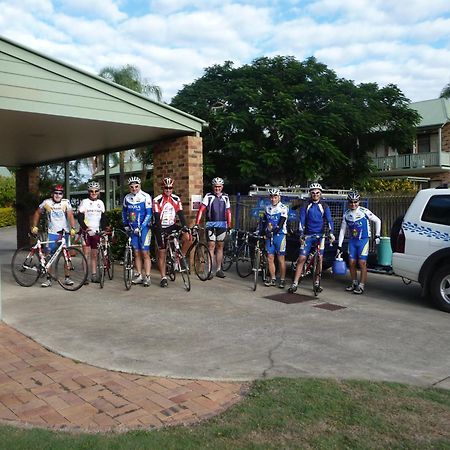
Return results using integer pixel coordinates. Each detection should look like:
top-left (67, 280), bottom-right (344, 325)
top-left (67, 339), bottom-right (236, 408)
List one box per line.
top-left (229, 193), bottom-right (415, 239)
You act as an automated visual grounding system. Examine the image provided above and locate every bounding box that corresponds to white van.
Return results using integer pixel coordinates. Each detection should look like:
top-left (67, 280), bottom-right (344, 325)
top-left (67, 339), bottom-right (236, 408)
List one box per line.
top-left (392, 188), bottom-right (450, 313)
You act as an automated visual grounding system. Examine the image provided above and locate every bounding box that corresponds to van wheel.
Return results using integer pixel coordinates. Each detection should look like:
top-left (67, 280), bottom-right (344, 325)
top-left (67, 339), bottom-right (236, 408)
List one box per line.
top-left (390, 215), bottom-right (404, 252)
top-left (430, 265), bottom-right (450, 313)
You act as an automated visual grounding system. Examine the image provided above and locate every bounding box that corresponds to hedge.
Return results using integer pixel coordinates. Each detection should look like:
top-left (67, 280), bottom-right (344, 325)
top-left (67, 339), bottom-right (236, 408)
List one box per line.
top-left (0, 207), bottom-right (16, 227)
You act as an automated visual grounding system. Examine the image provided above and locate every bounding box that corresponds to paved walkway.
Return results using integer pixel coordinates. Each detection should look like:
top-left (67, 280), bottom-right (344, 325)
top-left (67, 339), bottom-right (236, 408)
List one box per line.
top-left (0, 323), bottom-right (244, 432)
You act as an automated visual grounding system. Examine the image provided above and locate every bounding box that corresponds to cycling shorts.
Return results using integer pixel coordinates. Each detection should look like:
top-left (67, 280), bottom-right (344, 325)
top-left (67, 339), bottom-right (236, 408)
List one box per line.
top-left (265, 233), bottom-right (286, 256)
top-left (47, 232), bottom-right (70, 253)
top-left (348, 237), bottom-right (369, 261)
top-left (158, 224), bottom-right (180, 250)
top-left (82, 232), bottom-right (101, 250)
top-left (206, 227), bottom-right (227, 242)
top-left (300, 235), bottom-right (325, 257)
top-left (131, 226), bottom-right (151, 251)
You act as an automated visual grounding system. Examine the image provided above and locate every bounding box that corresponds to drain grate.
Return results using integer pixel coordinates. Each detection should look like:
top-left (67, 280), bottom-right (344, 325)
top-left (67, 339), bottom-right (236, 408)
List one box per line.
top-left (313, 302), bottom-right (347, 311)
top-left (264, 292), bottom-right (315, 304)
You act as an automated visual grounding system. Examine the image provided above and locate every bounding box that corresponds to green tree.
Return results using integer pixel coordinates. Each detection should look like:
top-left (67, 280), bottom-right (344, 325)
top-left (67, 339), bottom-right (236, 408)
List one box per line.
top-left (440, 82), bottom-right (450, 98)
top-left (98, 65), bottom-right (162, 198)
top-left (0, 175), bottom-right (16, 207)
top-left (171, 56), bottom-right (420, 192)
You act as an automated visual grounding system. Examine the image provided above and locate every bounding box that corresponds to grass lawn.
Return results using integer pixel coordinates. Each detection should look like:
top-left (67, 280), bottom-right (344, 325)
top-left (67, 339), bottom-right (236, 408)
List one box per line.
top-left (1, 377), bottom-right (449, 449)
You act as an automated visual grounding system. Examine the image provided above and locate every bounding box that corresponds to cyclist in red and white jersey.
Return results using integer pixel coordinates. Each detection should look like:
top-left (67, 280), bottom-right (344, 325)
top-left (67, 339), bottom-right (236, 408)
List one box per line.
top-left (78, 181), bottom-right (107, 283)
top-left (195, 177), bottom-right (231, 278)
top-left (153, 177), bottom-right (189, 287)
top-left (30, 184), bottom-right (77, 288)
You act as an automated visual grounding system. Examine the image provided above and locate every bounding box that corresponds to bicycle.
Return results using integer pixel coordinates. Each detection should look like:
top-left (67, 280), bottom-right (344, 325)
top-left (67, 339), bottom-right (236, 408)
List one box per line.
top-left (11, 230), bottom-right (88, 291)
top-left (292, 234), bottom-right (329, 297)
top-left (164, 229), bottom-right (190, 291)
top-left (185, 227), bottom-right (212, 281)
top-left (116, 229), bottom-right (134, 290)
top-left (251, 233), bottom-right (270, 291)
top-left (234, 230), bottom-right (254, 278)
top-left (96, 229), bottom-right (115, 288)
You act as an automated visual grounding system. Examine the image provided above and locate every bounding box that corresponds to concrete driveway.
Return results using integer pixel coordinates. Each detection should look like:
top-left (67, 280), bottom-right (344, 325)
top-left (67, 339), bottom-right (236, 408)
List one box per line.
top-left (1, 226), bottom-right (449, 389)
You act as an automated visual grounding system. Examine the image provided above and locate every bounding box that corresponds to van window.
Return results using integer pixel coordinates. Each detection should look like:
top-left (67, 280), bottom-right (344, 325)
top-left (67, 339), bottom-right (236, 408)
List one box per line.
top-left (422, 195), bottom-right (450, 226)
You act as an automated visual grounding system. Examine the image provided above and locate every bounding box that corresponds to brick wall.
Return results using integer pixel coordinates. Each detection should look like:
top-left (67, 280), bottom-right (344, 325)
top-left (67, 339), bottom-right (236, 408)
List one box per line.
top-left (442, 123), bottom-right (450, 152)
top-left (153, 136), bottom-right (203, 224)
top-left (15, 167), bottom-right (40, 247)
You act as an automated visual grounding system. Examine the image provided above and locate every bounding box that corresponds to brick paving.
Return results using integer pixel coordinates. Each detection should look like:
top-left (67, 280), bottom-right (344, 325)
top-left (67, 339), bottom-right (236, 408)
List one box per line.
top-left (0, 323), bottom-right (246, 432)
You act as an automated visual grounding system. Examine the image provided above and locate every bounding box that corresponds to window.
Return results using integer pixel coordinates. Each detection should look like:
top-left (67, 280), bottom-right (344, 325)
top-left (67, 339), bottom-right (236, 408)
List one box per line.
top-left (417, 134), bottom-right (431, 153)
top-left (422, 195), bottom-right (450, 226)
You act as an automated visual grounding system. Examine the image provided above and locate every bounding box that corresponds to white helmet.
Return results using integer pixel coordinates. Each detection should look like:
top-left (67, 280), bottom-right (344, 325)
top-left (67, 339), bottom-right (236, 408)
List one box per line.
top-left (128, 176), bottom-right (141, 185)
top-left (87, 181), bottom-right (100, 191)
top-left (211, 177), bottom-right (224, 186)
top-left (162, 177), bottom-right (174, 188)
top-left (268, 188), bottom-right (281, 196)
top-left (347, 191), bottom-right (360, 201)
top-left (309, 182), bottom-right (323, 192)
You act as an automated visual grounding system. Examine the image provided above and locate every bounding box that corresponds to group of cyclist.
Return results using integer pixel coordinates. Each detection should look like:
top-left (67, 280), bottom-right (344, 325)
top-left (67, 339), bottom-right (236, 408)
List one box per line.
top-left (30, 177), bottom-right (381, 295)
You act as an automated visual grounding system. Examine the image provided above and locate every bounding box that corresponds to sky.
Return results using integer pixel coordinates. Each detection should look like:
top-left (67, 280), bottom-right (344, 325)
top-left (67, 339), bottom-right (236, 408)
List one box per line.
top-left (1, 0), bottom-right (450, 104)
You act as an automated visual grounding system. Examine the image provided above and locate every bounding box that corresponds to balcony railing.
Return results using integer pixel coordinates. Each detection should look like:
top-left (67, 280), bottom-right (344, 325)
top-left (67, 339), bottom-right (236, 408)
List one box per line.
top-left (373, 152), bottom-right (450, 171)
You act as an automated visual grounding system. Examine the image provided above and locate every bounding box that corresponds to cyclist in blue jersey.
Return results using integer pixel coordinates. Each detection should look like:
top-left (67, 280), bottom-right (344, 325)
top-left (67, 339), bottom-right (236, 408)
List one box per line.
top-left (259, 188), bottom-right (289, 288)
top-left (288, 183), bottom-right (335, 293)
top-left (122, 176), bottom-right (153, 287)
top-left (337, 191), bottom-right (381, 295)
top-left (195, 177), bottom-right (231, 278)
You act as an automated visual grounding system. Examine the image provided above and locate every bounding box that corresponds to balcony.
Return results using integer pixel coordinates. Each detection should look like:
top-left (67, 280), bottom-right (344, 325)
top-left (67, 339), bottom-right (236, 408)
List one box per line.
top-left (373, 152), bottom-right (450, 173)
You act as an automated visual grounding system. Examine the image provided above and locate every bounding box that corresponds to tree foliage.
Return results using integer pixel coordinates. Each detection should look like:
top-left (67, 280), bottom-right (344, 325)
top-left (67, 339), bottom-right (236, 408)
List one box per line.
top-left (0, 176), bottom-right (15, 207)
top-left (440, 82), bottom-right (450, 99)
top-left (171, 56), bottom-right (420, 192)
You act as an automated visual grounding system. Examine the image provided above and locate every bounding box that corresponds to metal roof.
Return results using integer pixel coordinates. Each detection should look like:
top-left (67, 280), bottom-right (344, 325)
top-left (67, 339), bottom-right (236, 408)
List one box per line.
top-left (410, 98), bottom-right (450, 128)
top-left (0, 35), bottom-right (204, 168)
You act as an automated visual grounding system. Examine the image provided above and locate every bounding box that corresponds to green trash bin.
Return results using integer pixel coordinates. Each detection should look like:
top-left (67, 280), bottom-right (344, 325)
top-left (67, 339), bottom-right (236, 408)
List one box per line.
top-left (377, 236), bottom-right (392, 266)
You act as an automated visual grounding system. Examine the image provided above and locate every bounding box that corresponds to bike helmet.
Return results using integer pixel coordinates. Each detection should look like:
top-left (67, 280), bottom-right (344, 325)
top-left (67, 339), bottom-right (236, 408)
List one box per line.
top-left (162, 177), bottom-right (174, 188)
top-left (87, 181), bottom-right (100, 191)
top-left (347, 191), bottom-right (360, 202)
top-left (268, 188), bottom-right (281, 196)
top-left (128, 176), bottom-right (141, 185)
top-left (309, 182), bottom-right (323, 192)
top-left (211, 177), bottom-right (224, 186)
top-left (53, 184), bottom-right (64, 193)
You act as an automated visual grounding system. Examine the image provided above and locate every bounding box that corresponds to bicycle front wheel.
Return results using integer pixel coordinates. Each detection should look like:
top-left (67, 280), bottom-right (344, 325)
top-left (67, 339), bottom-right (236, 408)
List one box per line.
top-left (97, 247), bottom-right (105, 288)
top-left (222, 238), bottom-right (233, 272)
top-left (178, 252), bottom-right (191, 291)
top-left (55, 247), bottom-right (88, 291)
top-left (312, 251), bottom-right (321, 296)
top-left (236, 242), bottom-right (253, 278)
top-left (194, 243), bottom-right (212, 281)
top-left (11, 246), bottom-right (41, 287)
top-left (252, 249), bottom-right (260, 291)
top-left (123, 247), bottom-right (133, 290)
top-left (106, 247), bottom-right (114, 280)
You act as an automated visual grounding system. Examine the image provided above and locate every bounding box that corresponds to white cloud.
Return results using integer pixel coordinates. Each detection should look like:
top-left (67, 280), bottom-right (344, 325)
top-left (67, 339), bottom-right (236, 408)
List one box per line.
top-left (1, 0), bottom-right (450, 102)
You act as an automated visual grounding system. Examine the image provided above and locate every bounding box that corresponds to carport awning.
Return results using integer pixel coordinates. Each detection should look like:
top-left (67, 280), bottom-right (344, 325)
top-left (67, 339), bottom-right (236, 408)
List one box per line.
top-left (0, 35), bottom-right (204, 167)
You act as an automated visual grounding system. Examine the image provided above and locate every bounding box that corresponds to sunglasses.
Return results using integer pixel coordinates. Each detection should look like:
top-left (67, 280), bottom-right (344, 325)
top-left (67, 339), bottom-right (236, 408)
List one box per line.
top-left (310, 191), bottom-right (321, 195)
top-left (349, 201), bottom-right (359, 204)
top-left (164, 187), bottom-right (173, 190)
top-left (129, 184), bottom-right (140, 188)
top-left (89, 190), bottom-right (99, 193)
top-left (53, 191), bottom-right (63, 195)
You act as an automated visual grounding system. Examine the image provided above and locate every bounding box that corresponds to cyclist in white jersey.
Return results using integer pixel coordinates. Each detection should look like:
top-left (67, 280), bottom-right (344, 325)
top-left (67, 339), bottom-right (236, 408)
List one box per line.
top-left (337, 191), bottom-right (381, 295)
top-left (30, 184), bottom-right (77, 288)
top-left (78, 181), bottom-right (107, 283)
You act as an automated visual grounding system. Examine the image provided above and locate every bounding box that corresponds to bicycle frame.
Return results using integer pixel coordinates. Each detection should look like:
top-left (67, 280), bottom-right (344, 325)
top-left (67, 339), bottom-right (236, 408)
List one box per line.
top-left (252, 234), bottom-right (269, 291)
top-left (30, 233), bottom-right (69, 277)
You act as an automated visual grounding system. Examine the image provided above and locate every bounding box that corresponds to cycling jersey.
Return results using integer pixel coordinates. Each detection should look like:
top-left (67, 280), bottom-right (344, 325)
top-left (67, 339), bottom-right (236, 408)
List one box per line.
top-left (299, 201), bottom-right (334, 235)
top-left (38, 198), bottom-right (72, 235)
top-left (78, 198), bottom-right (105, 232)
top-left (122, 190), bottom-right (152, 229)
top-left (196, 192), bottom-right (231, 228)
top-left (338, 206), bottom-right (381, 246)
top-left (262, 202), bottom-right (288, 235)
top-left (153, 193), bottom-right (183, 228)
